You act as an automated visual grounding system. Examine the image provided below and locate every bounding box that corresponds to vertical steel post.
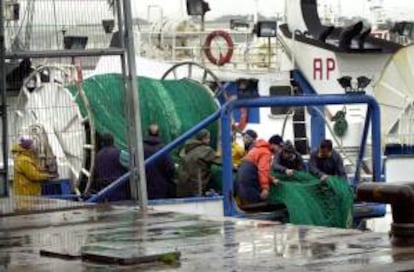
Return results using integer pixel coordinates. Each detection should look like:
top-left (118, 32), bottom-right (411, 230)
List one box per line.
top-left (220, 107), bottom-right (235, 216)
top-left (370, 102), bottom-right (382, 183)
top-left (116, 0), bottom-right (137, 200)
top-left (310, 106), bottom-right (325, 151)
top-left (200, 13), bottom-right (205, 65)
top-left (121, 0), bottom-right (148, 210)
top-left (353, 107), bottom-right (371, 187)
top-left (267, 37), bottom-right (271, 68)
top-left (0, 0), bottom-right (8, 196)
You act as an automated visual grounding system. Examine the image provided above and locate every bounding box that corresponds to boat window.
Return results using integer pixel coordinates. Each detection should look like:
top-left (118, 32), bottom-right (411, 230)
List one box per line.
top-left (269, 86), bottom-right (292, 115)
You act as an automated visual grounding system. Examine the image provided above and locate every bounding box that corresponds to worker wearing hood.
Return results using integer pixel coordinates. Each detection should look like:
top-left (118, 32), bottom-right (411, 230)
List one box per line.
top-left (12, 137), bottom-right (56, 196)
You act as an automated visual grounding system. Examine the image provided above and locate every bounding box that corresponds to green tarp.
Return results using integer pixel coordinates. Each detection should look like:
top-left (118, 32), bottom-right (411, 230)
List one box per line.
top-left (268, 171), bottom-right (353, 228)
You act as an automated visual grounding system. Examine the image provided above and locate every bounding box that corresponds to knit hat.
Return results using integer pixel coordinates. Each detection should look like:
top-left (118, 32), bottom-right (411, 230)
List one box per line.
top-left (268, 135), bottom-right (283, 146)
top-left (19, 136), bottom-right (33, 150)
top-left (196, 129), bottom-right (210, 140)
top-left (243, 129), bottom-right (258, 140)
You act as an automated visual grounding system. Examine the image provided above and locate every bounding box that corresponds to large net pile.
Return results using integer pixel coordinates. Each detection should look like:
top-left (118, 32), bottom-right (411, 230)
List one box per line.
top-left (210, 165), bottom-right (353, 228)
top-left (67, 73), bottom-right (219, 151)
top-left (268, 171), bottom-right (353, 228)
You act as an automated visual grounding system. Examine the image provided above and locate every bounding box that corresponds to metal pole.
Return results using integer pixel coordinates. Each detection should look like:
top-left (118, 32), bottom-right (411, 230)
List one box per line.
top-left (0, 0), bottom-right (8, 197)
top-left (370, 102), bottom-right (382, 183)
top-left (353, 107), bottom-right (371, 187)
top-left (121, 0), bottom-right (148, 211)
top-left (116, 0), bottom-right (136, 200)
top-left (52, 0), bottom-right (60, 49)
top-left (310, 106), bottom-right (325, 151)
top-left (200, 14), bottom-right (205, 65)
top-left (220, 108), bottom-right (235, 216)
top-left (267, 37), bottom-right (271, 68)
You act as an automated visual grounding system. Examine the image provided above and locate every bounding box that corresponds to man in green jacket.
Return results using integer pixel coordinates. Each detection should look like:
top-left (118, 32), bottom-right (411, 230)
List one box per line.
top-left (177, 129), bottom-right (220, 197)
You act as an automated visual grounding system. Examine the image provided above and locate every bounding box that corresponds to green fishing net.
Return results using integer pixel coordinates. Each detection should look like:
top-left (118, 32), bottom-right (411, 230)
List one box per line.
top-left (67, 73), bottom-right (219, 153)
top-left (268, 171), bottom-right (353, 228)
top-left (209, 165), bottom-right (353, 228)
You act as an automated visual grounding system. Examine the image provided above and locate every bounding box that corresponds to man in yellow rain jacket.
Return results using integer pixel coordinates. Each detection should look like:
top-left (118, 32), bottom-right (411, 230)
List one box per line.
top-left (12, 137), bottom-right (56, 196)
top-left (232, 134), bottom-right (245, 168)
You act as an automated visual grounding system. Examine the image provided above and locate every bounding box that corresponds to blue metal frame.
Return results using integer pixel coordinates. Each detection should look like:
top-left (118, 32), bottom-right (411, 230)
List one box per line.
top-left (353, 107), bottom-right (372, 187)
top-left (220, 94), bottom-right (382, 216)
top-left (353, 202), bottom-right (386, 219)
top-left (89, 88), bottom-right (383, 221)
top-left (148, 195), bottom-right (223, 205)
top-left (87, 109), bottom-right (222, 203)
top-left (310, 107), bottom-right (326, 150)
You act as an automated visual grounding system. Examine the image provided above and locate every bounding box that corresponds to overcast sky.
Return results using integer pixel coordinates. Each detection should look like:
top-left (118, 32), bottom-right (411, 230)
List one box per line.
top-left (133, 0), bottom-right (414, 21)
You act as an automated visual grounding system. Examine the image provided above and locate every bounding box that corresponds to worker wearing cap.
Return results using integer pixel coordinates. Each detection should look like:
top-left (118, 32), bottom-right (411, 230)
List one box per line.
top-left (273, 140), bottom-right (304, 176)
top-left (12, 137), bottom-right (57, 196)
top-left (236, 135), bottom-right (281, 204)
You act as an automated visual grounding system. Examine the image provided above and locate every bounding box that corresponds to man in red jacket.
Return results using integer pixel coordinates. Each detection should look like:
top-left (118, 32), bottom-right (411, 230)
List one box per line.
top-left (236, 135), bottom-right (283, 204)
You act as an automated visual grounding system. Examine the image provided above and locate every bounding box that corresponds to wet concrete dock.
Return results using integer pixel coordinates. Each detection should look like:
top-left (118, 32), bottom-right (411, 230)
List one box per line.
top-left (1, 202), bottom-right (414, 271)
top-left (0, 196), bottom-right (89, 216)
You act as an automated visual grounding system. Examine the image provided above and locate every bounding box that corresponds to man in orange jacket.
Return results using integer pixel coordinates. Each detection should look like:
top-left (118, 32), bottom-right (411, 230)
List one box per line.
top-left (236, 135), bottom-right (283, 203)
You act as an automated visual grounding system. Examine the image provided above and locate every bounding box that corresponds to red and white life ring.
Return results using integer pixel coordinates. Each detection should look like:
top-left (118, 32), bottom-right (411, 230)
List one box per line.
top-left (203, 30), bottom-right (234, 66)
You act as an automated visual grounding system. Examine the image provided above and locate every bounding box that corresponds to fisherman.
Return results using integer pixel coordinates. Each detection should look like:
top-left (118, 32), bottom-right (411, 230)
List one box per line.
top-left (236, 135), bottom-right (281, 204)
top-left (309, 139), bottom-right (347, 182)
top-left (143, 124), bottom-right (176, 199)
top-left (177, 129), bottom-right (221, 197)
top-left (273, 140), bottom-right (304, 176)
top-left (242, 129), bottom-right (258, 152)
top-left (12, 136), bottom-right (58, 196)
top-left (93, 133), bottom-right (130, 201)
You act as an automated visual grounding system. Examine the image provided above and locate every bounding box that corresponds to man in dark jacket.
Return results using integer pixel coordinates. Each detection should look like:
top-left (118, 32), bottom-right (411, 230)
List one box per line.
top-left (94, 133), bottom-right (130, 201)
top-left (273, 140), bottom-right (304, 176)
top-left (309, 139), bottom-right (347, 182)
top-left (143, 124), bottom-right (176, 199)
top-left (177, 129), bottom-right (220, 197)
